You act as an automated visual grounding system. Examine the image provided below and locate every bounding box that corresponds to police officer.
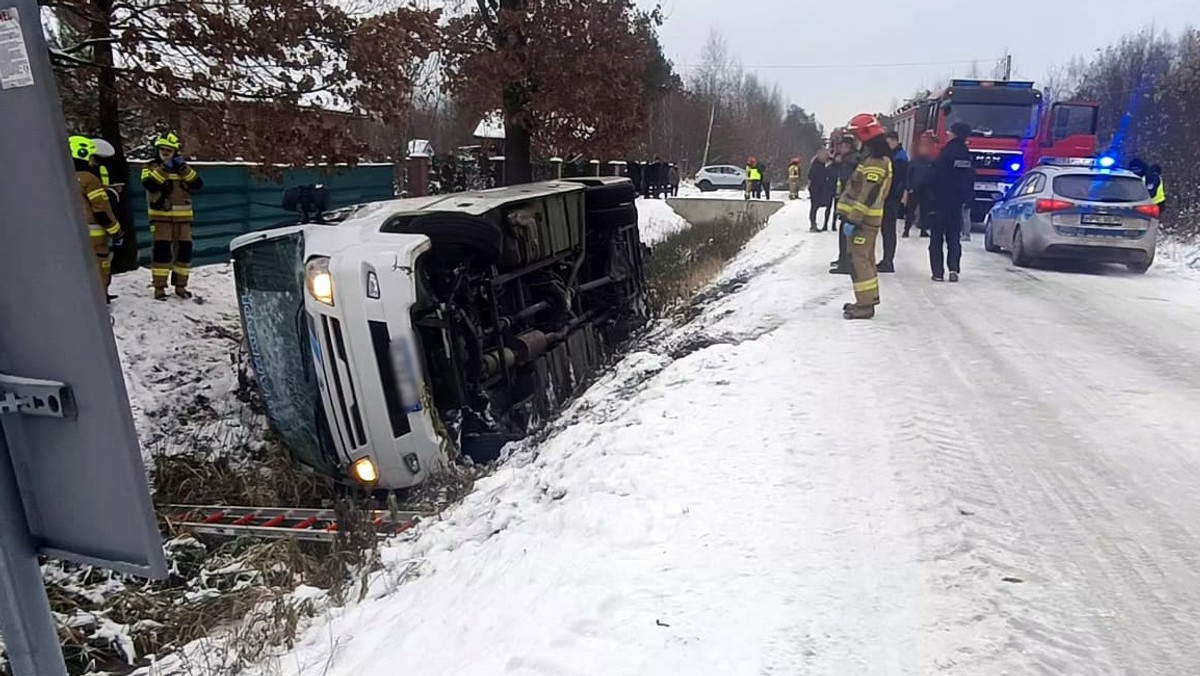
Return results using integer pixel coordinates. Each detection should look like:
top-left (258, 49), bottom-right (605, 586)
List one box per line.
top-left (836, 114), bottom-right (893, 320)
top-left (70, 136), bottom-right (122, 301)
top-left (142, 132), bottom-right (203, 300)
top-left (1147, 164), bottom-right (1166, 215)
top-left (929, 121), bottom-right (974, 282)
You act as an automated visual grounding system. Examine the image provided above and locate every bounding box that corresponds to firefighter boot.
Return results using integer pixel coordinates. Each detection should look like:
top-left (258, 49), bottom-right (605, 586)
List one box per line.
top-left (175, 287), bottom-right (193, 299)
top-left (154, 287), bottom-right (168, 301)
top-left (843, 304), bottom-right (875, 320)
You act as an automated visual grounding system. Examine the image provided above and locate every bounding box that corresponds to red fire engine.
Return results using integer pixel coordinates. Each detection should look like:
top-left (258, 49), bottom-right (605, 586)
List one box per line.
top-left (891, 79), bottom-right (1100, 227)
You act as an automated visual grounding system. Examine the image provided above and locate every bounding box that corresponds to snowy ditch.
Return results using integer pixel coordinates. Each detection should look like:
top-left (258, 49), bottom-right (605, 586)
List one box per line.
top-left (0, 197), bottom-right (779, 676)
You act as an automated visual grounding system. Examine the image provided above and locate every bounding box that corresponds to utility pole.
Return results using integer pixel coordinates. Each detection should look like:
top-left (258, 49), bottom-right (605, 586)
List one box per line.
top-left (1003, 53), bottom-right (1013, 82)
top-left (700, 99), bottom-right (716, 168)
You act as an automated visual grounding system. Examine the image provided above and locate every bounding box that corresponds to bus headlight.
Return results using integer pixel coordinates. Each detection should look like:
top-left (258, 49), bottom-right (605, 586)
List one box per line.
top-left (351, 457), bottom-right (378, 484)
top-left (306, 257), bottom-right (334, 306)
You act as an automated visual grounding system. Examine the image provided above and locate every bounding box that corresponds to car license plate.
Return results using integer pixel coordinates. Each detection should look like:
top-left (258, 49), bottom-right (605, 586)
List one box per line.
top-left (975, 182), bottom-right (1002, 192)
top-left (1081, 214), bottom-right (1122, 226)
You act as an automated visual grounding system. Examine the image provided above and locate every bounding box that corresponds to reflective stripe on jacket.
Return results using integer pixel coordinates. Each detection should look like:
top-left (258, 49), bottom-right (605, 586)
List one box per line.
top-left (142, 160), bottom-right (202, 221)
top-left (836, 157), bottom-right (893, 228)
top-left (77, 170), bottom-right (120, 237)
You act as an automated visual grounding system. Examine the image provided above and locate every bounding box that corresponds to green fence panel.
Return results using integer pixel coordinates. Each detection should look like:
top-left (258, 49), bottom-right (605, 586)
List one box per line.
top-left (126, 163), bottom-right (397, 266)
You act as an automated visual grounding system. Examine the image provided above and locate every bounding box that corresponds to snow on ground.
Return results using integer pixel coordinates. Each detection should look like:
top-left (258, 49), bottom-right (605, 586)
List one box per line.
top-left (109, 266), bottom-right (258, 462)
top-left (634, 197), bottom-right (691, 245)
top-left (217, 200), bottom-right (1200, 676)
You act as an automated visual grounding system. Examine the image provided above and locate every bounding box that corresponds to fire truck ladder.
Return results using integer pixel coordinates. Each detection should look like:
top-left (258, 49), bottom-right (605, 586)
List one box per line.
top-left (166, 504), bottom-right (429, 542)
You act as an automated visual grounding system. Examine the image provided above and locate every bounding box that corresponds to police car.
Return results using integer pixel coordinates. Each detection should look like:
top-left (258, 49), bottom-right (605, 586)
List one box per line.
top-left (983, 157), bottom-right (1160, 273)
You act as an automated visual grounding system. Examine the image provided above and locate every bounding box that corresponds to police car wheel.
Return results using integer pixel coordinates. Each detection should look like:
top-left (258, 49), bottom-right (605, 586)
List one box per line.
top-left (984, 218), bottom-right (1001, 253)
top-left (1011, 227), bottom-right (1032, 268)
top-left (1126, 260), bottom-right (1152, 275)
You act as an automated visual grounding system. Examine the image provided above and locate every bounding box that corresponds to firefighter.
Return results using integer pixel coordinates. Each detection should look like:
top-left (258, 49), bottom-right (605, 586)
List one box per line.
top-left (787, 158), bottom-right (801, 200)
top-left (745, 156), bottom-right (762, 199)
top-left (143, 132), bottom-right (203, 300)
top-left (929, 121), bottom-right (974, 282)
top-left (71, 135), bottom-right (122, 300)
top-left (836, 114), bottom-right (892, 320)
top-left (877, 131), bottom-right (908, 273)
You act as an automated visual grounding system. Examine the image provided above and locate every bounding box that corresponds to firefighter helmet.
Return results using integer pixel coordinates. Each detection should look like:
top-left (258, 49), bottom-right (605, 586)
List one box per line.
top-left (69, 135), bottom-right (115, 161)
top-left (846, 113), bottom-right (885, 143)
top-left (155, 132), bottom-right (182, 151)
top-left (69, 135), bottom-right (97, 160)
top-left (747, 156), bottom-right (757, 166)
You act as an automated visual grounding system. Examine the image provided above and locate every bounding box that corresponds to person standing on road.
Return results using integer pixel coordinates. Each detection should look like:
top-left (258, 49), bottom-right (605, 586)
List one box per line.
top-left (788, 158), bottom-right (802, 200)
top-left (1147, 163), bottom-right (1166, 215)
top-left (668, 163), bottom-right (680, 197)
top-left (143, 131), bottom-right (203, 300)
top-left (808, 148), bottom-right (836, 232)
top-left (928, 121), bottom-right (974, 283)
top-left (904, 136), bottom-right (935, 238)
top-left (761, 163), bottom-right (772, 200)
top-left (877, 131), bottom-right (908, 273)
top-left (830, 137), bottom-right (861, 273)
top-left (836, 114), bottom-right (892, 320)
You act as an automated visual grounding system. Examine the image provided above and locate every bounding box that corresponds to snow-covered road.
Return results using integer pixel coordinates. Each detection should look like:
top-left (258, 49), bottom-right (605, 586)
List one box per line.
top-left (249, 200), bottom-right (1200, 676)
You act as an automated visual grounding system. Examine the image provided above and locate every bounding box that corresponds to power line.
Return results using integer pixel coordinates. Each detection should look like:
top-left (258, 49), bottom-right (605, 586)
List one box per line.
top-left (673, 58), bottom-right (1001, 71)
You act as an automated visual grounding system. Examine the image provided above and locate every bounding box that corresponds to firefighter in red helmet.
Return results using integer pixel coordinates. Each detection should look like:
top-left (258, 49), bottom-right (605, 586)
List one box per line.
top-left (787, 157), bottom-right (802, 199)
top-left (836, 114), bottom-right (893, 319)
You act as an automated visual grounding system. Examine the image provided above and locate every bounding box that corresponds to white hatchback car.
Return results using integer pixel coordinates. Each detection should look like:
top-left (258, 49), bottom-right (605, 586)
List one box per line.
top-left (694, 165), bottom-right (747, 192)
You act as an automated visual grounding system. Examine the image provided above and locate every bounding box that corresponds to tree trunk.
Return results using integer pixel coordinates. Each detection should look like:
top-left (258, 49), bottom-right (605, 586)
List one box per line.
top-left (499, 0), bottom-right (532, 185)
top-left (91, 0), bottom-right (138, 274)
top-left (503, 85), bottom-right (532, 185)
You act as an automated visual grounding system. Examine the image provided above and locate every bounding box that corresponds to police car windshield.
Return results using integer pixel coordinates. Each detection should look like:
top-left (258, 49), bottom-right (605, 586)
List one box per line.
top-left (947, 103), bottom-right (1039, 139)
top-left (1053, 175), bottom-right (1150, 203)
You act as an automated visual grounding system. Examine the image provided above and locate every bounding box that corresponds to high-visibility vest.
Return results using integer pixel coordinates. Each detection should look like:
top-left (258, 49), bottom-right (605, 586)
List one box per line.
top-left (747, 166), bottom-right (762, 181)
top-left (1152, 179), bottom-right (1166, 206)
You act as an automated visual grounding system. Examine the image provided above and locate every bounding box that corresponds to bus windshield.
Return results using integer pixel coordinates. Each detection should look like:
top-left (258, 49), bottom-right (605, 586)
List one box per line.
top-left (946, 103), bottom-right (1039, 139)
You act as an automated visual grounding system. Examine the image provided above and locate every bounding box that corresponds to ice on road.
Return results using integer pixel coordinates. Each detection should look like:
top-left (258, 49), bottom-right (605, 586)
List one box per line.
top-left (257, 200), bottom-right (1200, 675)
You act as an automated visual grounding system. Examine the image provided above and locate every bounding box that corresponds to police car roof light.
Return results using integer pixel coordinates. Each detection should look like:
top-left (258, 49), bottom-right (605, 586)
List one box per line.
top-left (950, 79), bottom-right (1035, 89)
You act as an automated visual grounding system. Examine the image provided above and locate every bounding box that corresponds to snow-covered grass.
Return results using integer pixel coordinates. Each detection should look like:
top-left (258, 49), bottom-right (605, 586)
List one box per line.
top-left (108, 266), bottom-right (261, 464)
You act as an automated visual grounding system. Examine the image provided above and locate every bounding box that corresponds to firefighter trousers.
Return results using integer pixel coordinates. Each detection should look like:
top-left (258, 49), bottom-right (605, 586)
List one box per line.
top-left (848, 224), bottom-right (881, 306)
top-left (91, 235), bottom-right (111, 290)
top-left (788, 178), bottom-right (800, 199)
top-left (151, 221), bottom-right (194, 289)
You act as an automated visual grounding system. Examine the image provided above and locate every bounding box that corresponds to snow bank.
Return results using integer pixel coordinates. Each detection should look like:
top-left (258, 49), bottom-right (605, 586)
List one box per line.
top-left (635, 197), bottom-right (691, 245)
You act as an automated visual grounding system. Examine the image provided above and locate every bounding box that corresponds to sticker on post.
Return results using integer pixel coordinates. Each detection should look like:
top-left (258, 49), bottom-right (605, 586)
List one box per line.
top-left (0, 7), bottom-right (35, 90)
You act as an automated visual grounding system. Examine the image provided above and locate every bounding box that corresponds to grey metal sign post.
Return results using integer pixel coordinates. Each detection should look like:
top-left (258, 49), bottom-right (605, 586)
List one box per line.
top-left (0, 1), bottom-right (168, 674)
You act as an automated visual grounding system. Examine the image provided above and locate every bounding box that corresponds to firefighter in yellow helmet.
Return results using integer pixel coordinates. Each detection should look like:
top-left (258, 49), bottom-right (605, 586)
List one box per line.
top-left (142, 131), bottom-right (203, 300)
top-left (70, 135), bottom-right (122, 301)
top-left (836, 114), bottom-right (893, 320)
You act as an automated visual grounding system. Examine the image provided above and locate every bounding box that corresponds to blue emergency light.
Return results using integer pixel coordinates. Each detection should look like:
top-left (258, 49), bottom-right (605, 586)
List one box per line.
top-left (1098, 155), bottom-right (1116, 168)
top-left (1009, 161), bottom-right (1023, 173)
top-left (950, 79), bottom-right (1036, 89)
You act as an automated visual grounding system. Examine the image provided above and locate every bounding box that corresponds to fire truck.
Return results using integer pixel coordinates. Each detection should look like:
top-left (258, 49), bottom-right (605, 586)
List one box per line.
top-left (891, 79), bottom-right (1100, 228)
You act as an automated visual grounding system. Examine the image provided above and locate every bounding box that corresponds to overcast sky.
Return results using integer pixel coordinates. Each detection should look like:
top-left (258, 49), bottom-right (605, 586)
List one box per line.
top-left (642, 0), bottom-right (1199, 129)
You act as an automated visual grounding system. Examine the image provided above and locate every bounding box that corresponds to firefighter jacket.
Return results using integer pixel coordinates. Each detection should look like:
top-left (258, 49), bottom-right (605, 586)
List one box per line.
top-left (788, 163), bottom-right (801, 180)
top-left (77, 168), bottom-right (120, 239)
top-left (746, 165), bottom-right (762, 182)
top-left (836, 156), bottom-right (893, 228)
top-left (141, 159), bottom-right (203, 222)
top-left (836, 151), bottom-right (859, 192)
